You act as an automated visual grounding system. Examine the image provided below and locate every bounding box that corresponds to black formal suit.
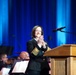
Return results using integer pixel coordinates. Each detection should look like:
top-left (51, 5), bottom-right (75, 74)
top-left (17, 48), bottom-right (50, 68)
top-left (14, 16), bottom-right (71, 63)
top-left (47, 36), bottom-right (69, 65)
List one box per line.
top-left (27, 39), bottom-right (50, 75)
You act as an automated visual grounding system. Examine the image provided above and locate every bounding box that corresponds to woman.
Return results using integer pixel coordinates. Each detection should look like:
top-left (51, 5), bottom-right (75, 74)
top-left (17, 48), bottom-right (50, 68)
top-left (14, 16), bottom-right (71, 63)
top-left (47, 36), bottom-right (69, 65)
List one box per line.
top-left (27, 25), bottom-right (51, 75)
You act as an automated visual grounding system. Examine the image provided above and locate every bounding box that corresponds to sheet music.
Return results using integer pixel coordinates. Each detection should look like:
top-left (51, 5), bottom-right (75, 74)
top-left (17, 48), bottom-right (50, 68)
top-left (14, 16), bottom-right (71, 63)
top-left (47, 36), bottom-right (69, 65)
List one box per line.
top-left (1, 68), bottom-right (10, 75)
top-left (12, 60), bottom-right (29, 73)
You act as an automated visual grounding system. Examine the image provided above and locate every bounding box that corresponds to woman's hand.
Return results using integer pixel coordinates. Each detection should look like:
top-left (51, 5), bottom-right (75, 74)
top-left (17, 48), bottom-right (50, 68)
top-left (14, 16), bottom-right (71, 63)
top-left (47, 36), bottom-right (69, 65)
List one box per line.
top-left (37, 35), bottom-right (46, 48)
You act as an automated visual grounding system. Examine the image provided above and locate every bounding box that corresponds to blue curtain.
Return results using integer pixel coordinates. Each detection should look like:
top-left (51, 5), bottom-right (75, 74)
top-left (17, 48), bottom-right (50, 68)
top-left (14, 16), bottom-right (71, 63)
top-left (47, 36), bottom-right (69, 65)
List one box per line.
top-left (8, 0), bottom-right (56, 56)
top-left (70, 0), bottom-right (76, 44)
top-left (56, 0), bottom-right (71, 46)
top-left (1, 0), bottom-right (76, 57)
top-left (0, 0), bottom-right (8, 45)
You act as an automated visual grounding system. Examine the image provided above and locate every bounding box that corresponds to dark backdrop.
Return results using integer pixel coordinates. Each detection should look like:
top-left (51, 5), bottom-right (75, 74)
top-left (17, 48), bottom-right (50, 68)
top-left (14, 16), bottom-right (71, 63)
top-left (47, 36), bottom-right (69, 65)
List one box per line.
top-left (1, 0), bottom-right (76, 57)
top-left (8, 0), bottom-right (56, 56)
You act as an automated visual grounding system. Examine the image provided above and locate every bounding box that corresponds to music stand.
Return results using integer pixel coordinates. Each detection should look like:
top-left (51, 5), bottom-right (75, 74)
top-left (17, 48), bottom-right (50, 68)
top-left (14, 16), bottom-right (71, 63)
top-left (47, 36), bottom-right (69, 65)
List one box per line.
top-left (11, 60), bottom-right (29, 74)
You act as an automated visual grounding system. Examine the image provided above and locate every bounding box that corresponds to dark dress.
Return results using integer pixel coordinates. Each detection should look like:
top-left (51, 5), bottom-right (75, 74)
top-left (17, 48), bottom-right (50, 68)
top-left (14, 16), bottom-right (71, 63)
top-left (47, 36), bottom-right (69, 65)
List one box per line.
top-left (27, 39), bottom-right (50, 75)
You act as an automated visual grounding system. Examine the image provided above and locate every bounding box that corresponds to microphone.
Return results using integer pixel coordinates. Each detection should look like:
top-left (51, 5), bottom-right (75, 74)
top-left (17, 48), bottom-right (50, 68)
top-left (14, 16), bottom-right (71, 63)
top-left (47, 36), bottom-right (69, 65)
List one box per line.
top-left (53, 26), bottom-right (66, 32)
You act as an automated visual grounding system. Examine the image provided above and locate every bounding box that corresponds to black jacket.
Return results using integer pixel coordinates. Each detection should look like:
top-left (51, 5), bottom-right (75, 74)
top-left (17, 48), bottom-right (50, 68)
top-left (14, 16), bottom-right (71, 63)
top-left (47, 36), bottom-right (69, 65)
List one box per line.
top-left (27, 39), bottom-right (49, 71)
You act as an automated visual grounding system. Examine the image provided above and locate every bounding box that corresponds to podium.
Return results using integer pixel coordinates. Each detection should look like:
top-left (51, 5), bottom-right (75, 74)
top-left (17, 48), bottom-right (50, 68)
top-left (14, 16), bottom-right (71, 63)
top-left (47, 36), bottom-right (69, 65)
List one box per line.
top-left (44, 44), bottom-right (76, 75)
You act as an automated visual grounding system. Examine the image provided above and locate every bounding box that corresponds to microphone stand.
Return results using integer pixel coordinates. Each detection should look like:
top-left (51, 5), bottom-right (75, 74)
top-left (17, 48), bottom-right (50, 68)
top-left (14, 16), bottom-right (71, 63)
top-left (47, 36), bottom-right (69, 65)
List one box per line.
top-left (56, 30), bottom-right (76, 44)
top-left (59, 30), bottom-right (76, 36)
